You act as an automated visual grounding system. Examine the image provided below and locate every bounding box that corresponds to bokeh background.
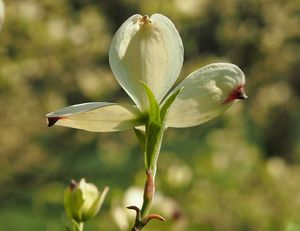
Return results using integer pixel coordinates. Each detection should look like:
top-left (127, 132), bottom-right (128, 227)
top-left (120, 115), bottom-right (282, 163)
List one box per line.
top-left (1, 0), bottom-right (300, 230)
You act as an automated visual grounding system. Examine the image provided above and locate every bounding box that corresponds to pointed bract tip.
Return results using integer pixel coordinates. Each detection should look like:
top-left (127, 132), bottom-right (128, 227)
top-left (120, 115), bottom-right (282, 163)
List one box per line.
top-left (47, 116), bottom-right (63, 127)
top-left (237, 88), bottom-right (248, 100)
top-left (223, 86), bottom-right (248, 104)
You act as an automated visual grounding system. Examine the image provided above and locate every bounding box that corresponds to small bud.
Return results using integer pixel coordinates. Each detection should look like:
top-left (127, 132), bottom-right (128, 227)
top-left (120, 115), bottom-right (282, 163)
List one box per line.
top-left (64, 178), bottom-right (109, 222)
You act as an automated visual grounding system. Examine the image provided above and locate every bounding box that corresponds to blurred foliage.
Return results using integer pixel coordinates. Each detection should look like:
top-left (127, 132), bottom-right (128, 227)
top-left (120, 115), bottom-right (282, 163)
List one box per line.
top-left (0, 0), bottom-right (300, 230)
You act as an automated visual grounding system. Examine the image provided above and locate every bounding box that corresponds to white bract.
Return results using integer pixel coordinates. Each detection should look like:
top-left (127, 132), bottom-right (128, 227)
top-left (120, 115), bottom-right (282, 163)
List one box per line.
top-left (0, 0), bottom-right (4, 31)
top-left (47, 13), bottom-right (247, 132)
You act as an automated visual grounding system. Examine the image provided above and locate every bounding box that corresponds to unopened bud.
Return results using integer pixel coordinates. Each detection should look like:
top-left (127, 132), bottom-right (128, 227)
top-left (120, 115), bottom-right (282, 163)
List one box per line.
top-left (64, 178), bottom-right (109, 222)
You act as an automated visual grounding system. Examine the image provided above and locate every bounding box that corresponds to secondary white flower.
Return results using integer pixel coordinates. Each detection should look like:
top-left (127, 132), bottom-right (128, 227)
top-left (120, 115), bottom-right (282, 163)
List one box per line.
top-left (47, 13), bottom-right (247, 132)
top-left (0, 0), bottom-right (4, 31)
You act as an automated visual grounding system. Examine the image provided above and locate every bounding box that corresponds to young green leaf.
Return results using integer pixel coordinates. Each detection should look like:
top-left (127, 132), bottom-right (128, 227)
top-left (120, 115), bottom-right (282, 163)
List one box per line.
top-left (160, 88), bottom-right (182, 122)
top-left (141, 82), bottom-right (162, 170)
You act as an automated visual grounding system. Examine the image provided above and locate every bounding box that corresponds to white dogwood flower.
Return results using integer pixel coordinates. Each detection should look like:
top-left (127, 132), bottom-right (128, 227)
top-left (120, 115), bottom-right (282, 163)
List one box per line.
top-left (47, 14), bottom-right (247, 132)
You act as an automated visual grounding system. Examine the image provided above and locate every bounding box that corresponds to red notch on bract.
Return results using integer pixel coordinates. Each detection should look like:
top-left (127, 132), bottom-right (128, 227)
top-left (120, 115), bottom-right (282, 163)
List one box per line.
top-left (47, 116), bottom-right (63, 127)
top-left (223, 85), bottom-right (248, 104)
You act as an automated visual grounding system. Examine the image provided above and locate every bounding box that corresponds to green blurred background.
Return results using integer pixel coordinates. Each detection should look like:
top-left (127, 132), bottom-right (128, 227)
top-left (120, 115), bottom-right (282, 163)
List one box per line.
top-left (1, 0), bottom-right (300, 230)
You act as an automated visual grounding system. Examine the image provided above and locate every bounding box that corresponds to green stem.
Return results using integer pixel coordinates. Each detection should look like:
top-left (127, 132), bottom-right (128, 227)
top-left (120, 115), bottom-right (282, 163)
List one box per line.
top-left (140, 171), bottom-right (154, 218)
top-left (130, 84), bottom-right (180, 230)
top-left (78, 222), bottom-right (84, 231)
top-left (72, 221), bottom-right (84, 231)
top-left (141, 126), bottom-right (165, 218)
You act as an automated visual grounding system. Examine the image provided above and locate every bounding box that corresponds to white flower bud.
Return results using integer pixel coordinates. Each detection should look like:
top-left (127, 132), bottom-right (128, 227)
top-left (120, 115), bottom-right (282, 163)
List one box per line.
top-left (64, 178), bottom-right (109, 222)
